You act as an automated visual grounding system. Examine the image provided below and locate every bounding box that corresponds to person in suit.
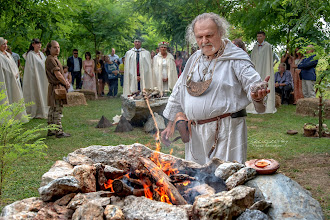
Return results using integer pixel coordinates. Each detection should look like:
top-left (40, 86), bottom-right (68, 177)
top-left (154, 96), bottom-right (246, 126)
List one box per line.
top-left (67, 49), bottom-right (82, 89)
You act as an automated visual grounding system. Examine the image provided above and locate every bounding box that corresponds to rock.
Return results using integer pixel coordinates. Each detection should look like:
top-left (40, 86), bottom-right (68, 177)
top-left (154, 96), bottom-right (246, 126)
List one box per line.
top-left (67, 191), bottom-right (112, 210)
top-left (0, 211), bottom-right (37, 219)
top-left (226, 167), bottom-right (257, 190)
top-left (40, 160), bottom-right (74, 187)
top-left (115, 116), bottom-right (133, 132)
top-left (54, 193), bottom-right (76, 206)
top-left (38, 176), bottom-right (80, 202)
top-left (120, 196), bottom-right (190, 220)
top-left (104, 165), bottom-right (125, 179)
top-left (215, 162), bottom-right (245, 180)
top-left (72, 202), bottom-right (104, 220)
top-left (245, 173), bottom-right (324, 220)
top-left (34, 202), bottom-right (74, 220)
top-left (296, 98), bottom-right (330, 119)
top-left (96, 115), bottom-right (113, 128)
top-left (199, 157), bottom-right (226, 174)
top-left (65, 92), bottom-right (87, 107)
top-left (104, 205), bottom-right (125, 220)
top-left (237, 209), bottom-right (269, 220)
top-left (72, 164), bottom-right (96, 193)
top-left (192, 185), bottom-right (255, 220)
top-left (249, 200), bottom-right (272, 211)
top-left (64, 153), bottom-right (94, 166)
top-left (143, 113), bottom-right (166, 133)
top-left (1, 197), bottom-right (45, 217)
top-left (121, 95), bottom-right (168, 126)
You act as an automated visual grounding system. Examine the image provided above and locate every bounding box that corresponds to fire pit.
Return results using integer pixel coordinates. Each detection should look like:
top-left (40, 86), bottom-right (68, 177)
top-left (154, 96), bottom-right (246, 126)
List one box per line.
top-left (1, 144), bottom-right (325, 220)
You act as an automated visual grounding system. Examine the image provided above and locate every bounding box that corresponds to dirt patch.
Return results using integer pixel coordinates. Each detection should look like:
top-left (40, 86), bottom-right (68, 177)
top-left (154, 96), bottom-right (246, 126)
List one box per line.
top-left (279, 153), bottom-right (329, 218)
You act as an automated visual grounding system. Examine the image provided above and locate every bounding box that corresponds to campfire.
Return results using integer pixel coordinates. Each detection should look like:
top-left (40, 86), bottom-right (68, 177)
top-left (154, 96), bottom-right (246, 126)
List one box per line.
top-left (101, 141), bottom-right (226, 205)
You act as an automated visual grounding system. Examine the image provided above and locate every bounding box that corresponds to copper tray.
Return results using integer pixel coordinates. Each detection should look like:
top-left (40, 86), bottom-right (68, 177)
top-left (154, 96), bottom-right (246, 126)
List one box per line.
top-left (245, 159), bottom-right (280, 175)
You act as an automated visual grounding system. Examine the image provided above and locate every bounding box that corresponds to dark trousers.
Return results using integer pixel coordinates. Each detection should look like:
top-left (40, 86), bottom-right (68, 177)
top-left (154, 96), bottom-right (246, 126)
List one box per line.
top-left (108, 79), bottom-right (118, 97)
top-left (119, 75), bottom-right (124, 87)
top-left (71, 71), bottom-right (82, 89)
top-left (276, 84), bottom-right (293, 104)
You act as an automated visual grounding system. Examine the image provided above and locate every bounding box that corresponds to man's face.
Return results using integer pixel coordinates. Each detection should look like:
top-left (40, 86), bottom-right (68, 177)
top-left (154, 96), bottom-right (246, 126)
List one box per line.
top-left (0, 41), bottom-right (7, 52)
top-left (257, 34), bottom-right (265, 44)
top-left (160, 46), bottom-right (167, 54)
top-left (73, 50), bottom-right (78, 58)
top-left (111, 48), bottom-right (115, 55)
top-left (50, 42), bottom-right (60, 56)
top-left (279, 65), bottom-right (285, 73)
top-left (134, 40), bottom-right (141, 49)
top-left (306, 45), bottom-right (314, 54)
top-left (194, 19), bottom-right (222, 56)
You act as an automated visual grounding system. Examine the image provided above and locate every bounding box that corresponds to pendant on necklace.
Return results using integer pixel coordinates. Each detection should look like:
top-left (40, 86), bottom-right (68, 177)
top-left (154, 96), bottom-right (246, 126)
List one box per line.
top-left (203, 68), bottom-right (208, 76)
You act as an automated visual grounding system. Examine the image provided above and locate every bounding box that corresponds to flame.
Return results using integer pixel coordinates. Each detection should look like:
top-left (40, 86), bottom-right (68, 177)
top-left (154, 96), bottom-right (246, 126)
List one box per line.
top-left (104, 179), bottom-right (114, 192)
top-left (141, 178), bottom-right (153, 200)
top-left (154, 178), bottom-right (172, 204)
top-left (170, 148), bottom-right (173, 155)
top-left (183, 181), bottom-right (189, 186)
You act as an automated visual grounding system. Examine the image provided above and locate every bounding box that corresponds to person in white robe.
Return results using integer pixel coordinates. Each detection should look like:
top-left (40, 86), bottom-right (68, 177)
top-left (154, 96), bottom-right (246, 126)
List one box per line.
top-left (161, 13), bottom-right (269, 165)
top-left (123, 39), bottom-right (153, 96)
top-left (248, 31), bottom-right (276, 114)
top-left (23, 38), bottom-right (49, 118)
top-left (0, 37), bottom-right (28, 122)
top-left (153, 41), bottom-right (178, 95)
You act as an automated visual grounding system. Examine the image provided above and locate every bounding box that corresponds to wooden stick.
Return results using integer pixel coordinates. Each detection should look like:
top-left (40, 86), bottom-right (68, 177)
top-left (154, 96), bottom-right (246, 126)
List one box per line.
top-left (112, 179), bottom-right (132, 197)
top-left (139, 157), bottom-right (187, 205)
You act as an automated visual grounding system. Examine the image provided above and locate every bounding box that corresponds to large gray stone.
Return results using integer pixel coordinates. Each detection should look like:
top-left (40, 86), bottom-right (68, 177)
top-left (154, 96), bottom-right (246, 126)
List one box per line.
top-left (192, 185), bottom-right (255, 220)
top-left (120, 196), bottom-right (190, 220)
top-left (64, 153), bottom-right (94, 166)
top-left (67, 191), bottom-right (112, 210)
top-left (226, 167), bottom-right (257, 190)
top-left (237, 209), bottom-right (269, 220)
top-left (40, 160), bottom-right (74, 187)
top-left (245, 173), bottom-right (324, 220)
top-left (72, 202), bottom-right (104, 220)
top-left (143, 113), bottom-right (166, 133)
top-left (72, 164), bottom-right (96, 193)
top-left (1, 197), bottom-right (45, 217)
top-left (104, 205), bottom-right (125, 220)
top-left (0, 211), bottom-right (37, 220)
top-left (215, 162), bottom-right (245, 180)
top-left (38, 176), bottom-right (80, 202)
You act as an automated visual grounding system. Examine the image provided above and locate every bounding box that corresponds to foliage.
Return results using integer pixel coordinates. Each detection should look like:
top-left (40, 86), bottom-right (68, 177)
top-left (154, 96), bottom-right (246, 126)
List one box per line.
top-left (0, 88), bottom-right (50, 199)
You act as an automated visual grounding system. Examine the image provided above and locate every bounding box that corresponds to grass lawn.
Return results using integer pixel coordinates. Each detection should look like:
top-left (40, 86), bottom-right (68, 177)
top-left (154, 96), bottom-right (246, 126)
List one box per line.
top-left (1, 94), bottom-right (329, 217)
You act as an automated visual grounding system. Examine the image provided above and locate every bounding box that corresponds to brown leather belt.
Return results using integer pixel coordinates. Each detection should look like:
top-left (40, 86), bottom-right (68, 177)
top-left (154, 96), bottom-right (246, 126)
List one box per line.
top-left (191, 113), bottom-right (232, 125)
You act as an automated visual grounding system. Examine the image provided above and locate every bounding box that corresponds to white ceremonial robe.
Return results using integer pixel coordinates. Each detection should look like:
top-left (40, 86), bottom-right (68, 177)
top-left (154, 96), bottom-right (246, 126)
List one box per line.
top-left (163, 39), bottom-right (262, 165)
top-left (248, 41), bottom-right (276, 114)
top-left (123, 48), bottom-right (153, 96)
top-left (0, 51), bottom-right (28, 122)
top-left (153, 53), bottom-right (178, 94)
top-left (23, 51), bottom-right (49, 118)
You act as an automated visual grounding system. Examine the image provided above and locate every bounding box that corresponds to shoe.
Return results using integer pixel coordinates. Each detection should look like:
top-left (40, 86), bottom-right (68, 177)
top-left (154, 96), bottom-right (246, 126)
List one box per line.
top-left (47, 131), bottom-right (56, 136)
top-left (56, 132), bottom-right (71, 138)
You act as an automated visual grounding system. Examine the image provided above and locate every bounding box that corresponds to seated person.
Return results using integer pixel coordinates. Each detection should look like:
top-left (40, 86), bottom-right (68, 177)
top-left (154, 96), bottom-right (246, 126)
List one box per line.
top-left (275, 63), bottom-right (293, 104)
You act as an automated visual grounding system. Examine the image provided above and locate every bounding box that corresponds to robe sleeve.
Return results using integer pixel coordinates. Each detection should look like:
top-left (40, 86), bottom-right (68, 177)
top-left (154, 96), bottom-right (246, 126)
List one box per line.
top-left (233, 60), bottom-right (262, 102)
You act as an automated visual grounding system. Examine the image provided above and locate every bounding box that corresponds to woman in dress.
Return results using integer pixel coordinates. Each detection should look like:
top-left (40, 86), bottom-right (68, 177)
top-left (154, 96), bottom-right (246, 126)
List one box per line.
top-left (175, 51), bottom-right (183, 77)
top-left (82, 52), bottom-right (97, 98)
top-left (290, 47), bottom-right (304, 104)
top-left (23, 38), bottom-right (49, 118)
top-left (0, 37), bottom-right (28, 122)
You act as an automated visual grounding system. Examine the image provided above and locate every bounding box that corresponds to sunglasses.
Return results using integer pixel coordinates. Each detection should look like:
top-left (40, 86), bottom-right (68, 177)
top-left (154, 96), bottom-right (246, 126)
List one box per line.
top-left (74, 53), bottom-right (78, 54)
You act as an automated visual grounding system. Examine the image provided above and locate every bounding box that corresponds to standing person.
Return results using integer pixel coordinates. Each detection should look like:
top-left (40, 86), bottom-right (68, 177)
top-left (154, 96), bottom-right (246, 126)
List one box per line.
top-left (275, 63), bottom-right (293, 104)
top-left (281, 51), bottom-right (293, 71)
top-left (67, 49), bottom-right (82, 89)
top-left (45, 40), bottom-right (70, 138)
top-left (249, 31), bottom-right (276, 113)
top-left (0, 37), bottom-right (28, 122)
top-left (109, 48), bottom-right (119, 64)
top-left (82, 52), bottom-right (97, 98)
top-left (123, 39), bottom-right (153, 96)
top-left (175, 51), bottom-right (183, 77)
top-left (161, 13), bottom-right (269, 165)
top-left (298, 45), bottom-right (318, 98)
top-left (63, 66), bottom-right (74, 92)
top-left (94, 51), bottom-right (104, 96)
top-left (232, 38), bottom-right (247, 52)
top-left (23, 38), bottom-right (49, 119)
top-left (119, 56), bottom-right (125, 87)
top-left (6, 46), bottom-right (20, 68)
top-left (153, 41), bottom-right (178, 95)
top-left (104, 56), bottom-right (119, 97)
top-left (291, 47), bottom-right (304, 103)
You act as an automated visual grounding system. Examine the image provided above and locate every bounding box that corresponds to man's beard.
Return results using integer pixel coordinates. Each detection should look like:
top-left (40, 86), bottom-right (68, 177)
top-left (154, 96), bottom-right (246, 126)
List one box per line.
top-left (201, 43), bottom-right (216, 53)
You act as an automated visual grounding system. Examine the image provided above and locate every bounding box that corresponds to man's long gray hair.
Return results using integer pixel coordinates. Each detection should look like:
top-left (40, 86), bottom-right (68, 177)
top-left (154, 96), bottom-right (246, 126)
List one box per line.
top-left (186, 13), bottom-right (229, 47)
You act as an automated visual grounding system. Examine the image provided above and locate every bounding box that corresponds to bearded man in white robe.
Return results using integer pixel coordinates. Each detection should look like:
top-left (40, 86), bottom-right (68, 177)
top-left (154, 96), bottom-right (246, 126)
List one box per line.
top-left (0, 37), bottom-right (28, 122)
top-left (123, 39), bottom-right (153, 96)
top-left (23, 38), bottom-right (49, 119)
top-left (161, 13), bottom-right (270, 165)
top-left (248, 31), bottom-right (276, 114)
top-left (153, 41), bottom-right (178, 95)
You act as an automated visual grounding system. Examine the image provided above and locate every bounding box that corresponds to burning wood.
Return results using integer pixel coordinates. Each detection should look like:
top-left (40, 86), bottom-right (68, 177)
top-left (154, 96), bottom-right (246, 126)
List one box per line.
top-left (139, 157), bottom-right (188, 205)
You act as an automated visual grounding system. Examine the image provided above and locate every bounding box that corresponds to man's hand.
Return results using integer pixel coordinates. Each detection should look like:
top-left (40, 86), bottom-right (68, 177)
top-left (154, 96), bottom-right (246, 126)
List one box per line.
top-left (163, 78), bottom-right (168, 82)
top-left (161, 121), bottom-right (173, 147)
top-left (137, 76), bottom-right (140, 82)
top-left (275, 82), bottom-right (279, 88)
top-left (251, 76), bottom-right (270, 102)
top-left (66, 82), bottom-right (70, 90)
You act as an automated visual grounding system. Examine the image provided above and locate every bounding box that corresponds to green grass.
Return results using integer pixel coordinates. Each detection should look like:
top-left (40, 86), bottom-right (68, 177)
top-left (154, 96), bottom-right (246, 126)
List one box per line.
top-left (1, 96), bottom-right (329, 215)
